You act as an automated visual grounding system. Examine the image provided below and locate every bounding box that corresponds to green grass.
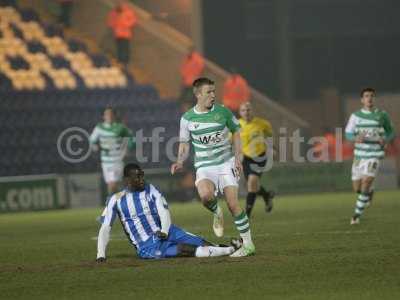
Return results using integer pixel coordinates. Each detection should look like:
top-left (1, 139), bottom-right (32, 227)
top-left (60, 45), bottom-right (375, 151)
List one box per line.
top-left (1, 190), bottom-right (400, 300)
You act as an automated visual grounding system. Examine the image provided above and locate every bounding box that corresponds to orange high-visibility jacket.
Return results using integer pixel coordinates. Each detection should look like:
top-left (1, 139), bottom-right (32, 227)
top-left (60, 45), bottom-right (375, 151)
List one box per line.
top-left (107, 5), bottom-right (137, 39)
top-left (180, 52), bottom-right (205, 87)
top-left (222, 75), bottom-right (250, 111)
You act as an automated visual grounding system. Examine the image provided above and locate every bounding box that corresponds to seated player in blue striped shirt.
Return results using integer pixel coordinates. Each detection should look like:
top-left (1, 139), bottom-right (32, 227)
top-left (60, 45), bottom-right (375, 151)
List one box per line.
top-left (96, 163), bottom-right (240, 261)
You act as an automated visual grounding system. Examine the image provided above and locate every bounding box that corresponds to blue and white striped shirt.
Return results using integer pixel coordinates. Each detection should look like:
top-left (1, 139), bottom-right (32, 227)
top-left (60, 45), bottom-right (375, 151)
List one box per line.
top-left (100, 184), bottom-right (169, 249)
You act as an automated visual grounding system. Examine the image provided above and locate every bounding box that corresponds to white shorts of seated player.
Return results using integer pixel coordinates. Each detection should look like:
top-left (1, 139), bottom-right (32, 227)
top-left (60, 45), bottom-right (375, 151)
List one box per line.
top-left (102, 162), bottom-right (124, 184)
top-left (195, 157), bottom-right (239, 195)
top-left (351, 158), bottom-right (380, 181)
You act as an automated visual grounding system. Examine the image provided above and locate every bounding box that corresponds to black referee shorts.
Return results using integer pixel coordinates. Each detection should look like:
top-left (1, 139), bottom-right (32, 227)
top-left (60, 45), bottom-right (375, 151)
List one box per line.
top-left (242, 153), bottom-right (267, 180)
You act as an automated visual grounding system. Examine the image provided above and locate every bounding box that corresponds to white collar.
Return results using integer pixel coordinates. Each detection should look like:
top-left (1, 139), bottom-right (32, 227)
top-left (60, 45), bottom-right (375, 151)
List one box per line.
top-left (194, 105), bottom-right (215, 114)
top-left (361, 108), bottom-right (375, 114)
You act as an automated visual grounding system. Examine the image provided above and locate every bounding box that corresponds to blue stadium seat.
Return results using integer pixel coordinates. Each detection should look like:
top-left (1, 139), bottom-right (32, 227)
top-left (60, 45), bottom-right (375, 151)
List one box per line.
top-left (90, 54), bottom-right (111, 67)
top-left (19, 8), bottom-right (40, 22)
top-left (43, 23), bottom-right (64, 38)
top-left (67, 38), bottom-right (87, 53)
top-left (0, 0), bottom-right (16, 7)
top-left (27, 40), bottom-right (47, 54)
top-left (0, 6), bottom-right (182, 176)
top-left (9, 23), bottom-right (24, 39)
top-left (0, 74), bottom-right (12, 91)
top-left (49, 55), bottom-right (70, 69)
top-left (40, 72), bottom-right (56, 90)
top-left (7, 55), bottom-right (30, 70)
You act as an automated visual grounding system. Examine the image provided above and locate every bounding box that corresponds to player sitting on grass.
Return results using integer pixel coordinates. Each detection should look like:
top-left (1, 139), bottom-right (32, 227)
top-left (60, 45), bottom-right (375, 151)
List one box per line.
top-left (96, 163), bottom-right (240, 262)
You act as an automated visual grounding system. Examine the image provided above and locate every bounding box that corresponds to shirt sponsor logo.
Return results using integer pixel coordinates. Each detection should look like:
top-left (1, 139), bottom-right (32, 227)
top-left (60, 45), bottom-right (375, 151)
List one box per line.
top-left (198, 132), bottom-right (223, 144)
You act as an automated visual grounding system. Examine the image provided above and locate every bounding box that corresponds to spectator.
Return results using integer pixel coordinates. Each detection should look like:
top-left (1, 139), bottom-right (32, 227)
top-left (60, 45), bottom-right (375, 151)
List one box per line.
top-left (314, 127), bottom-right (336, 160)
top-left (57, 0), bottom-right (74, 28)
top-left (386, 136), bottom-right (400, 157)
top-left (223, 70), bottom-right (250, 112)
top-left (179, 47), bottom-right (204, 111)
top-left (107, 1), bottom-right (137, 66)
top-left (342, 140), bottom-right (354, 161)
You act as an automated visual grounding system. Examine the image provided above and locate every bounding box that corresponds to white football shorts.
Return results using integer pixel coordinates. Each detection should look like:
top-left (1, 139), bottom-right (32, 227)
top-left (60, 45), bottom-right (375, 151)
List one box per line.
top-left (351, 158), bottom-right (380, 181)
top-left (195, 157), bottom-right (239, 195)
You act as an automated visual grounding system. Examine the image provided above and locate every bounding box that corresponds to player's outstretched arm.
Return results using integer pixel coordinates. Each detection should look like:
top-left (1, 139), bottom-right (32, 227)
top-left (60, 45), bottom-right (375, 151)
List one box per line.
top-left (171, 116), bottom-right (191, 174)
top-left (155, 194), bottom-right (171, 235)
top-left (96, 195), bottom-right (118, 262)
top-left (171, 142), bottom-right (189, 174)
top-left (96, 223), bottom-right (111, 262)
top-left (232, 131), bottom-right (243, 174)
top-left (89, 126), bottom-right (100, 152)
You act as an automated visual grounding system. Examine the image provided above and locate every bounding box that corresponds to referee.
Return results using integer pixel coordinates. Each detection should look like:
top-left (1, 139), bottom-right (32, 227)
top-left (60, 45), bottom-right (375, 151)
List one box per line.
top-left (239, 102), bottom-right (275, 217)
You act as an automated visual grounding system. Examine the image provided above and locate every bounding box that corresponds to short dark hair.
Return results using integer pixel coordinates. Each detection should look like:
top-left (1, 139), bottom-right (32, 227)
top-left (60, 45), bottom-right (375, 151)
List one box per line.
top-left (192, 77), bottom-right (214, 88)
top-left (360, 87), bottom-right (375, 97)
top-left (123, 163), bottom-right (142, 177)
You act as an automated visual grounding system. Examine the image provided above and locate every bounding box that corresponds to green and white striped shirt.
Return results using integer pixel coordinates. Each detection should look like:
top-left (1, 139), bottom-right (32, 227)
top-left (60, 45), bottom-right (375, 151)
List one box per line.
top-left (345, 108), bottom-right (394, 159)
top-left (179, 104), bottom-right (240, 169)
top-left (90, 122), bottom-right (135, 164)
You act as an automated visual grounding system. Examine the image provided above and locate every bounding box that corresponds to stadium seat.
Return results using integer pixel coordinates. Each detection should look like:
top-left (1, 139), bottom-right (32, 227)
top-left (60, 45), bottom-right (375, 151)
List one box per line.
top-left (67, 38), bottom-right (88, 53)
top-left (19, 8), bottom-right (40, 22)
top-left (0, 6), bottom-right (131, 91)
top-left (43, 23), bottom-right (63, 38)
top-left (26, 40), bottom-right (47, 54)
top-left (9, 22), bottom-right (23, 39)
top-left (0, 4), bottom-right (181, 175)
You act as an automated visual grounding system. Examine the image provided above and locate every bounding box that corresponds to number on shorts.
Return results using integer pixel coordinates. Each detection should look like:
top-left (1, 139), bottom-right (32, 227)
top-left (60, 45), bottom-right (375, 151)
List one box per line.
top-left (353, 159), bottom-right (361, 167)
top-left (368, 161), bottom-right (378, 173)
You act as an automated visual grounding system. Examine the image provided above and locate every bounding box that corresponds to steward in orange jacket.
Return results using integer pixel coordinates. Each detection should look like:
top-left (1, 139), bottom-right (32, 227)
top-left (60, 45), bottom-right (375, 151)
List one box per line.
top-left (178, 50), bottom-right (205, 111)
top-left (107, 3), bottom-right (137, 65)
top-left (223, 74), bottom-right (250, 112)
top-left (180, 51), bottom-right (205, 88)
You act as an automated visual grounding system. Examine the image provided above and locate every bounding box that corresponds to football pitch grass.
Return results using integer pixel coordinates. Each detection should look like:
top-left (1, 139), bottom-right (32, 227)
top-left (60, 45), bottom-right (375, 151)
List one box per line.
top-left (1, 190), bottom-right (399, 300)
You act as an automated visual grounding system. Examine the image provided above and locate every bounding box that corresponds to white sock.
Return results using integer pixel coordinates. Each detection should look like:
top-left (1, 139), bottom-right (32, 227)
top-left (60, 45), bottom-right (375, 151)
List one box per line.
top-left (214, 205), bottom-right (221, 216)
top-left (234, 211), bottom-right (253, 247)
top-left (195, 246), bottom-right (234, 257)
top-left (240, 230), bottom-right (253, 247)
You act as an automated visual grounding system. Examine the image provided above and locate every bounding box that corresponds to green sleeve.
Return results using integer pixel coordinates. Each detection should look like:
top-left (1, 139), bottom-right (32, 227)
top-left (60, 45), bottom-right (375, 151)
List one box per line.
top-left (382, 112), bottom-right (395, 142)
top-left (122, 126), bottom-right (136, 150)
top-left (223, 106), bottom-right (240, 133)
top-left (89, 126), bottom-right (100, 144)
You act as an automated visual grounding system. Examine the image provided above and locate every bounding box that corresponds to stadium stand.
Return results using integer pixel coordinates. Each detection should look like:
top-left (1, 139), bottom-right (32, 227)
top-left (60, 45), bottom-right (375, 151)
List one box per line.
top-left (0, 5), bottom-right (128, 90)
top-left (0, 4), bottom-right (181, 176)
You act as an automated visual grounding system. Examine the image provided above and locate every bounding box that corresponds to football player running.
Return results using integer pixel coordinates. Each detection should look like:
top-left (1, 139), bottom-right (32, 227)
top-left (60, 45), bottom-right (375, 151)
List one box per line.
top-left (171, 77), bottom-right (255, 257)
